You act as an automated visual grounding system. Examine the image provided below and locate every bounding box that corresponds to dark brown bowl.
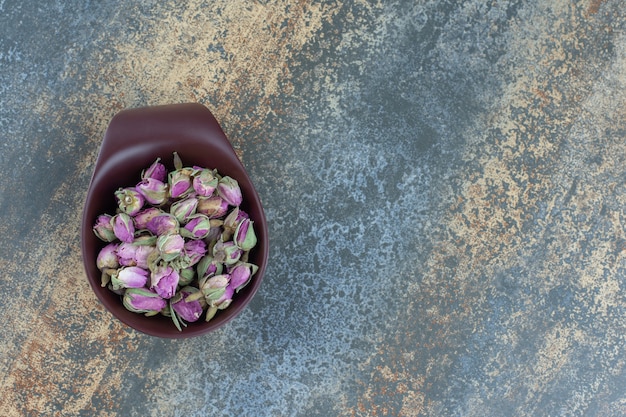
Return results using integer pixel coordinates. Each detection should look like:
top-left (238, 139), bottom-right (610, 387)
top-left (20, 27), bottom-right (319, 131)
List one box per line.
top-left (81, 103), bottom-right (268, 338)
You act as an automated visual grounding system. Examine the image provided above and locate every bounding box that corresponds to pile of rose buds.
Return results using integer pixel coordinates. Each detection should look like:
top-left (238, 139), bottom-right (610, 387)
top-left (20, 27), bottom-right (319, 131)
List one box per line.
top-left (93, 152), bottom-right (258, 331)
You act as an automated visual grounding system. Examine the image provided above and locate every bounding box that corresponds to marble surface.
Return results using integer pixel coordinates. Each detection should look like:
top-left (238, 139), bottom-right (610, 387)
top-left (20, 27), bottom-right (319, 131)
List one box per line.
top-left (1, 0), bottom-right (626, 416)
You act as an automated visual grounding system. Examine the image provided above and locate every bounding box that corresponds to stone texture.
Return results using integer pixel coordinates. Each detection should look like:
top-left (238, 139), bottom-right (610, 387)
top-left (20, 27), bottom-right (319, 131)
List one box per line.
top-left (1, 0), bottom-right (626, 416)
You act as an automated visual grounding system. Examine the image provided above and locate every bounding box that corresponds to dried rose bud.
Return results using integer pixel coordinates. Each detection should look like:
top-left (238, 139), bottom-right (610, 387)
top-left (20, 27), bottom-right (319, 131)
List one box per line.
top-left (234, 218), bottom-right (257, 251)
top-left (171, 286), bottom-right (206, 323)
top-left (136, 178), bottom-right (168, 205)
top-left (206, 219), bottom-right (223, 241)
top-left (181, 214), bottom-right (211, 239)
top-left (229, 262), bottom-right (258, 292)
top-left (213, 238), bottom-right (242, 265)
top-left (217, 176), bottom-right (243, 206)
top-left (150, 265), bottom-right (180, 299)
top-left (93, 214), bottom-right (116, 242)
top-left (184, 239), bottom-right (207, 266)
top-left (196, 254), bottom-right (223, 280)
top-left (146, 213), bottom-right (179, 236)
top-left (222, 207), bottom-right (248, 240)
top-left (112, 213), bottom-right (135, 243)
top-left (179, 267), bottom-right (195, 286)
top-left (169, 169), bottom-right (193, 199)
top-left (200, 274), bottom-right (230, 302)
top-left (213, 284), bottom-right (234, 310)
top-left (117, 242), bottom-right (155, 269)
top-left (156, 233), bottom-right (185, 262)
top-left (170, 196), bottom-right (198, 223)
top-left (142, 157), bottom-right (167, 182)
top-left (111, 266), bottom-right (149, 290)
top-left (193, 168), bottom-right (218, 197)
top-left (115, 187), bottom-right (145, 216)
top-left (132, 232), bottom-right (157, 246)
top-left (96, 242), bottom-right (119, 271)
top-left (197, 196), bottom-right (229, 219)
top-left (133, 207), bottom-right (163, 230)
top-left (123, 288), bottom-right (167, 314)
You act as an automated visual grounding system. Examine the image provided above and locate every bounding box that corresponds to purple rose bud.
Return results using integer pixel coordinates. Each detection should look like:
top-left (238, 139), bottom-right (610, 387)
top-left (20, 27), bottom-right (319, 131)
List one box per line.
top-left (179, 267), bottom-right (196, 286)
top-left (133, 207), bottom-right (163, 230)
top-left (111, 266), bottom-right (149, 290)
top-left (197, 196), bottom-right (230, 218)
top-left (117, 242), bottom-right (156, 269)
top-left (171, 286), bottom-right (206, 322)
top-left (217, 176), bottom-right (243, 206)
top-left (156, 233), bottom-right (185, 262)
top-left (181, 214), bottom-right (211, 239)
top-left (184, 239), bottom-right (207, 267)
top-left (142, 157), bottom-right (167, 182)
top-left (200, 274), bottom-right (230, 302)
top-left (112, 213), bottom-right (135, 243)
top-left (136, 178), bottom-right (169, 205)
top-left (192, 168), bottom-right (219, 197)
top-left (170, 196), bottom-right (198, 223)
top-left (93, 214), bottom-right (116, 242)
top-left (197, 255), bottom-right (223, 280)
top-left (96, 242), bottom-right (119, 271)
top-left (213, 239), bottom-right (242, 265)
top-left (222, 207), bottom-right (248, 240)
top-left (123, 288), bottom-right (167, 314)
top-left (146, 213), bottom-right (179, 236)
top-left (132, 232), bottom-right (158, 246)
top-left (229, 262), bottom-right (258, 292)
top-left (214, 284), bottom-right (234, 310)
top-left (169, 169), bottom-right (193, 199)
top-left (115, 187), bottom-right (145, 216)
top-left (234, 218), bottom-right (257, 251)
top-left (150, 265), bottom-right (180, 299)
top-left (206, 219), bottom-right (224, 243)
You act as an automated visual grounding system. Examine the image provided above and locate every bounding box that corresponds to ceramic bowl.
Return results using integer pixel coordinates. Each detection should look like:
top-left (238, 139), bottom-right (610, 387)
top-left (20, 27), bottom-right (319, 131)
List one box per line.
top-left (81, 103), bottom-right (268, 338)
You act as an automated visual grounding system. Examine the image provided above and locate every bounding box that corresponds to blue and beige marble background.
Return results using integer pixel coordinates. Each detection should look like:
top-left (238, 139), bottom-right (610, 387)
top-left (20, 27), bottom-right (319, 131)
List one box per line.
top-left (1, 1), bottom-right (626, 416)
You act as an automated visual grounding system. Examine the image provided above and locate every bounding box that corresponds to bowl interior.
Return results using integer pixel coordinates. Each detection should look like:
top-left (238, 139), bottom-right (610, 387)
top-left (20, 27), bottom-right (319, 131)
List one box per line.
top-left (81, 103), bottom-right (268, 338)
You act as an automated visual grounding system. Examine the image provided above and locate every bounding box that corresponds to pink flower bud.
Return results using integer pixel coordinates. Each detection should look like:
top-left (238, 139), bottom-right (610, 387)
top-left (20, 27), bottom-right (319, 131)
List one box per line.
top-left (169, 169), bottom-right (193, 199)
top-left (181, 214), bottom-right (211, 239)
top-left (133, 207), bottom-right (163, 230)
top-left (197, 196), bottom-right (229, 218)
top-left (170, 197), bottom-right (198, 223)
top-left (197, 255), bottom-right (223, 280)
top-left (111, 266), bottom-right (149, 290)
top-left (156, 234), bottom-right (185, 262)
top-left (213, 239), bottom-right (242, 265)
top-left (183, 239), bottom-right (207, 267)
top-left (112, 213), bottom-right (135, 243)
top-left (234, 218), bottom-right (257, 251)
top-left (117, 242), bottom-right (156, 269)
top-left (146, 213), bottom-right (179, 236)
top-left (192, 168), bottom-right (218, 197)
top-left (123, 288), bottom-right (167, 314)
top-left (217, 176), bottom-right (243, 206)
top-left (115, 187), bottom-right (145, 216)
top-left (229, 262), bottom-right (258, 292)
top-left (142, 157), bottom-right (167, 182)
top-left (222, 207), bottom-right (248, 240)
top-left (96, 242), bottom-right (119, 270)
top-left (200, 274), bottom-right (230, 303)
top-left (171, 286), bottom-right (206, 322)
top-left (179, 267), bottom-right (196, 286)
top-left (214, 284), bottom-right (234, 310)
top-left (93, 214), bottom-right (116, 242)
top-left (136, 178), bottom-right (168, 205)
top-left (150, 265), bottom-right (180, 299)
